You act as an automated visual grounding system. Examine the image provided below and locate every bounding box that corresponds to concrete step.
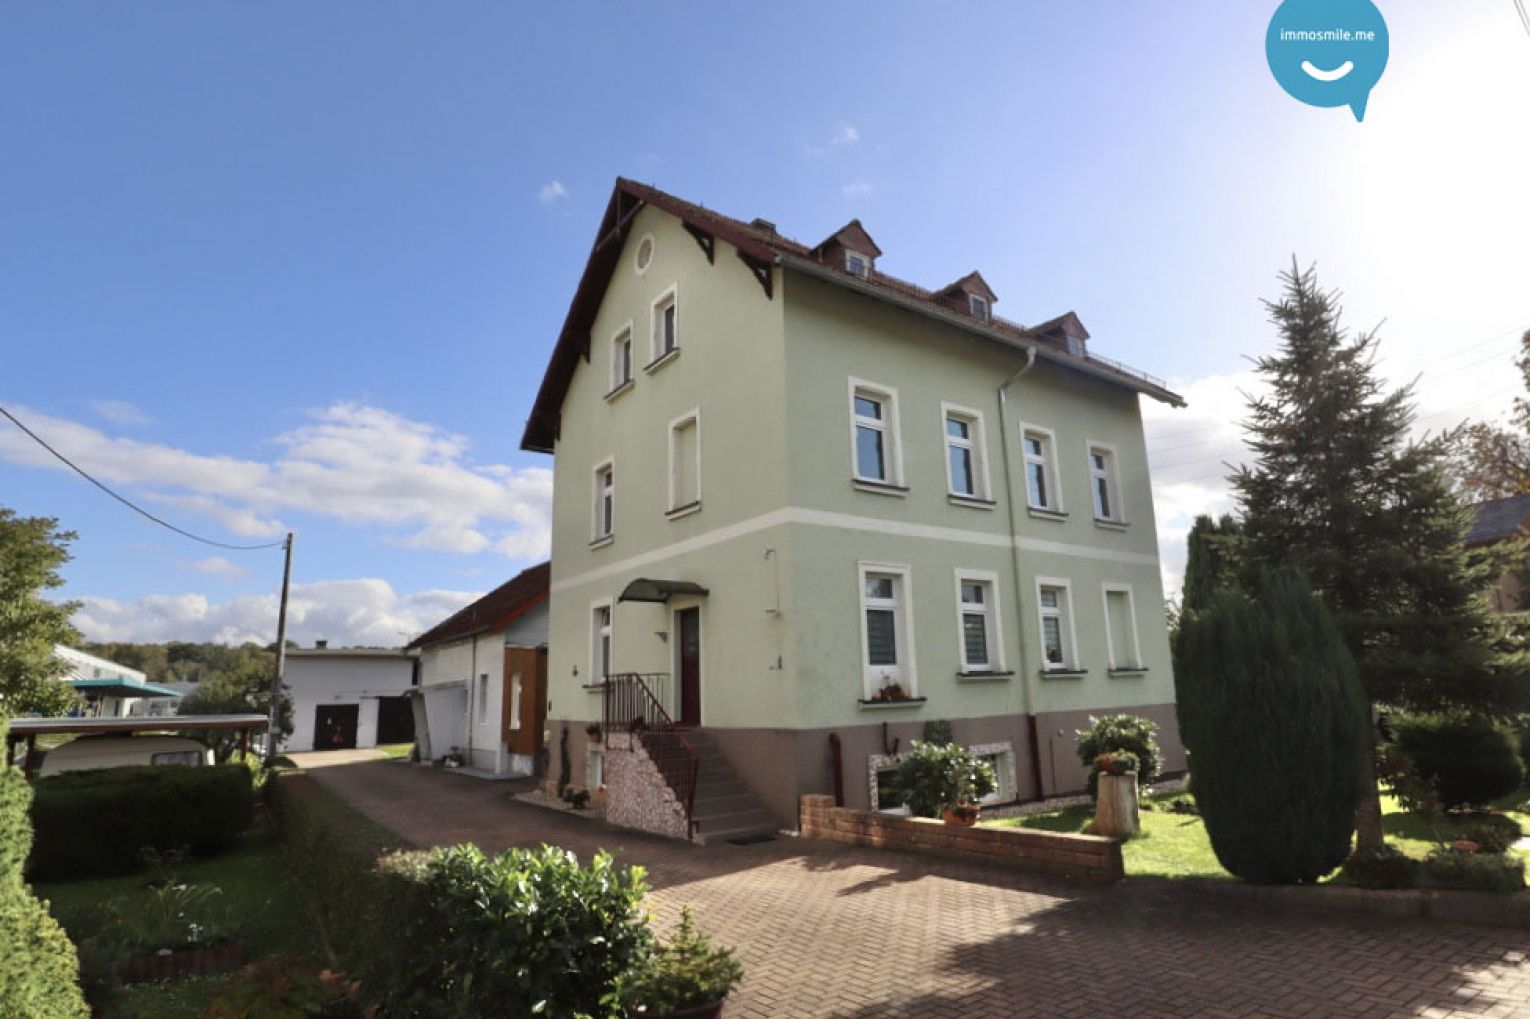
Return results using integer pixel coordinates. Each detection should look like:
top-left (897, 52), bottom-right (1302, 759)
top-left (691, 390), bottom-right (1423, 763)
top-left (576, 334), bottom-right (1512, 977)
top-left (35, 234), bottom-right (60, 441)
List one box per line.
top-left (694, 808), bottom-right (779, 844)
top-left (692, 792), bottom-right (761, 815)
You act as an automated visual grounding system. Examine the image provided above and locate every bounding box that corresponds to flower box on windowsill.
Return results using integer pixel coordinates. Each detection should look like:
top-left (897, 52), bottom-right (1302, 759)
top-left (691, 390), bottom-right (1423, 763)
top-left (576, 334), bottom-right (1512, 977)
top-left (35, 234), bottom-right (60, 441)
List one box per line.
top-left (956, 670), bottom-right (1014, 682)
top-left (852, 478), bottom-right (910, 497)
top-left (1039, 667), bottom-right (1087, 679)
top-left (643, 348), bottom-right (680, 374)
top-left (857, 696), bottom-right (927, 709)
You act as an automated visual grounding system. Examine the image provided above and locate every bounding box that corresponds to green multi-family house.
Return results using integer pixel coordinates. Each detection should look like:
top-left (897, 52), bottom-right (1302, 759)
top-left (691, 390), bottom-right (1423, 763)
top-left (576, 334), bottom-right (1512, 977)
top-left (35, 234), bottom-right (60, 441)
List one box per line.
top-left (522, 179), bottom-right (1185, 842)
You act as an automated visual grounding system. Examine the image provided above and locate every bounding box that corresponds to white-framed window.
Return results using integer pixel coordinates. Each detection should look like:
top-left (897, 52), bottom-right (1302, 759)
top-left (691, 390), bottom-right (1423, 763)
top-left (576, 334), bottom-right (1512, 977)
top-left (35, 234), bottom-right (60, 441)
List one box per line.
top-left (1088, 442), bottom-right (1122, 522)
top-left (633, 232), bottom-right (655, 275)
top-left (476, 674), bottom-right (490, 723)
top-left (590, 600), bottom-right (613, 681)
top-left (858, 562), bottom-right (915, 697)
top-left (845, 250), bottom-right (871, 278)
top-left (587, 747), bottom-right (605, 789)
top-left (942, 403), bottom-right (991, 500)
top-left (1035, 578), bottom-right (1078, 671)
top-left (1021, 425), bottom-right (1062, 512)
top-left (1102, 583), bottom-right (1143, 671)
top-left (969, 293), bottom-right (990, 321)
top-left (650, 285), bottom-right (678, 363)
top-left (848, 378), bottom-right (903, 486)
top-left (954, 570), bottom-right (1004, 672)
top-left (508, 671), bottom-right (523, 731)
top-left (667, 409), bottom-right (701, 515)
top-left (592, 460), bottom-right (614, 542)
top-left (609, 324), bottom-right (633, 393)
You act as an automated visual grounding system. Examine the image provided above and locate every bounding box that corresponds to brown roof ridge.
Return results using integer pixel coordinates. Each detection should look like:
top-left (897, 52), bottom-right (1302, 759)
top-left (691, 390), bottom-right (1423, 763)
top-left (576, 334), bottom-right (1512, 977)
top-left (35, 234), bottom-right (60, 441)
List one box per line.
top-left (407, 561), bottom-right (550, 649)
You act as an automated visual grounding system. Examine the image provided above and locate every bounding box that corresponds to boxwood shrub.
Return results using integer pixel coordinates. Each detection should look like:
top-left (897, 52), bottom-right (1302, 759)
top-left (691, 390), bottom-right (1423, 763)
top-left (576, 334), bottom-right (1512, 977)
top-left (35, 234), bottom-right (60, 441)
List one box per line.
top-left (1389, 714), bottom-right (1525, 809)
top-left (0, 723), bottom-right (89, 1018)
top-left (29, 764), bottom-right (253, 881)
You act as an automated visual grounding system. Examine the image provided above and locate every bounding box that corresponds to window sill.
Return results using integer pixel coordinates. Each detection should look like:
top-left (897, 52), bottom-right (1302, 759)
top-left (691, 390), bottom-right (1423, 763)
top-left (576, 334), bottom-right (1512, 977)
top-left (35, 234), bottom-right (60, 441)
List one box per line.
top-left (643, 349), bottom-right (680, 374)
top-left (1093, 518), bottom-right (1129, 531)
top-left (1108, 667), bottom-right (1149, 677)
top-left (589, 535), bottom-right (614, 550)
top-left (947, 493), bottom-right (996, 510)
top-left (665, 500), bottom-right (702, 521)
top-left (857, 697), bottom-right (927, 709)
top-left (604, 379), bottom-right (634, 403)
top-left (581, 682), bottom-right (609, 693)
top-left (957, 670), bottom-right (1013, 682)
top-left (1027, 507), bottom-right (1068, 522)
top-left (1039, 668), bottom-right (1087, 679)
top-left (852, 478), bottom-right (910, 497)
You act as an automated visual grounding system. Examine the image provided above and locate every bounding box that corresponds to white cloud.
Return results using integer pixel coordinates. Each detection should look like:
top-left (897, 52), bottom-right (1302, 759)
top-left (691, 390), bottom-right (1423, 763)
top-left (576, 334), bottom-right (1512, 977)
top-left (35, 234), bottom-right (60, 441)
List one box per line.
top-left (71, 579), bottom-right (484, 648)
top-left (0, 401), bottom-right (553, 559)
top-left (842, 178), bottom-right (875, 197)
top-left (538, 180), bottom-right (569, 205)
top-left (831, 123), bottom-right (860, 147)
top-left (92, 400), bottom-right (151, 427)
top-left (181, 556), bottom-right (247, 580)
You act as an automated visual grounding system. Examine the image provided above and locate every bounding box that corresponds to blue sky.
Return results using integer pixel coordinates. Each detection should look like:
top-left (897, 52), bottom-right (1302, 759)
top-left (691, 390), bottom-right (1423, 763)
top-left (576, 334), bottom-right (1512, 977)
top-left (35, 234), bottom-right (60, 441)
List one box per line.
top-left (3, 3), bottom-right (1528, 645)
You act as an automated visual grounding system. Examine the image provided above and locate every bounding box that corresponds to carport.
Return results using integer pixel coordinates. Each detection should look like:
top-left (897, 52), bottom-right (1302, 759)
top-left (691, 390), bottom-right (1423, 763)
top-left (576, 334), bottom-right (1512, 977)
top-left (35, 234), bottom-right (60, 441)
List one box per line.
top-left (4, 713), bottom-right (269, 780)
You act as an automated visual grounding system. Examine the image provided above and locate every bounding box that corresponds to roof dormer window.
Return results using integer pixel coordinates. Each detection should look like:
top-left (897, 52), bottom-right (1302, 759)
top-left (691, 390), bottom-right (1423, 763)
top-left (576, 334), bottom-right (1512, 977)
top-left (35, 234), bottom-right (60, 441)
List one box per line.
top-left (969, 294), bottom-right (990, 321)
top-left (845, 251), bottom-right (871, 278)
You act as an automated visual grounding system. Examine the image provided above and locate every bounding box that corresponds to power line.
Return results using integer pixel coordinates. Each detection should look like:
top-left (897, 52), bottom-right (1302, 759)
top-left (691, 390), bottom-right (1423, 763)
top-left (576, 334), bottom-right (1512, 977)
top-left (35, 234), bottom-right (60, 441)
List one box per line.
top-left (0, 403), bottom-right (287, 552)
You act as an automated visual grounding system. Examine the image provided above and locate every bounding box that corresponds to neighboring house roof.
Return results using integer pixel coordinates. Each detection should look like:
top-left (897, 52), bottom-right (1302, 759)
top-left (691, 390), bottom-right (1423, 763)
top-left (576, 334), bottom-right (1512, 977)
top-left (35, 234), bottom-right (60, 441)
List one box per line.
top-left (286, 647), bottom-right (417, 660)
top-left (1466, 492), bottom-right (1530, 546)
top-left (54, 645), bottom-right (147, 685)
top-left (65, 678), bottom-right (182, 699)
top-left (520, 178), bottom-right (1184, 452)
top-left (407, 562), bottom-right (551, 650)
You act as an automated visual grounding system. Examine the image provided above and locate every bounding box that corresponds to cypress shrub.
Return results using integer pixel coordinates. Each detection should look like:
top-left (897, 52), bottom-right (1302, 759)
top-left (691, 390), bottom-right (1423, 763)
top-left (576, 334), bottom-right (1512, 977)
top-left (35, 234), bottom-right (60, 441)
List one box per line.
top-left (1177, 571), bottom-right (1368, 884)
top-left (29, 764), bottom-right (253, 881)
top-left (0, 720), bottom-right (89, 1018)
top-left (1388, 714), bottom-right (1525, 809)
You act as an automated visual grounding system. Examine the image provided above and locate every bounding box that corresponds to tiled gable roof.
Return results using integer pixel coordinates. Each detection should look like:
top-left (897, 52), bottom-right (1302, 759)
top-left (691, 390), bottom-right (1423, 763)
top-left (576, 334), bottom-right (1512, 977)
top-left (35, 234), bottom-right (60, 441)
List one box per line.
top-left (407, 561), bottom-right (550, 649)
top-left (1466, 493), bottom-right (1530, 546)
top-left (519, 178), bottom-right (1183, 453)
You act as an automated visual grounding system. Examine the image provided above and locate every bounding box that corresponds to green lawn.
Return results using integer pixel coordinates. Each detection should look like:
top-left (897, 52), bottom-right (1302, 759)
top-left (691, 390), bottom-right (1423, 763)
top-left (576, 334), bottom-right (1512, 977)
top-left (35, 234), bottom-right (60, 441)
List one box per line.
top-left (983, 790), bottom-right (1530, 881)
top-left (35, 828), bottom-right (321, 1018)
top-left (375, 741), bottom-right (414, 761)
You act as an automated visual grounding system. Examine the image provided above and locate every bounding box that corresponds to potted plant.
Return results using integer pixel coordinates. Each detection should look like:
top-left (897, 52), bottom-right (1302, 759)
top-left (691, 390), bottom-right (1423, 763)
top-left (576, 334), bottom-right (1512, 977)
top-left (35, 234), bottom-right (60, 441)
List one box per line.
top-left (622, 907), bottom-right (744, 1018)
top-left (870, 682), bottom-right (912, 703)
top-left (891, 740), bottom-right (996, 825)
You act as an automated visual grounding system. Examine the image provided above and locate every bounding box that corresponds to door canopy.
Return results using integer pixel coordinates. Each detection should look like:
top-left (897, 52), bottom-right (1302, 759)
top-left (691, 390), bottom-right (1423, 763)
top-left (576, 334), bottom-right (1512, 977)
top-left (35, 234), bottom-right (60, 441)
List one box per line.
top-left (617, 578), bottom-right (710, 604)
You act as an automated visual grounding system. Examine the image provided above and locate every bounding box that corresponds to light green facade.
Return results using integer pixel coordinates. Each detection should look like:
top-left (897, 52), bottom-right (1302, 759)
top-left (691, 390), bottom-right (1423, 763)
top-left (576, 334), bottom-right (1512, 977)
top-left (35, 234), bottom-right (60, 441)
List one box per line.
top-left (544, 206), bottom-right (1176, 743)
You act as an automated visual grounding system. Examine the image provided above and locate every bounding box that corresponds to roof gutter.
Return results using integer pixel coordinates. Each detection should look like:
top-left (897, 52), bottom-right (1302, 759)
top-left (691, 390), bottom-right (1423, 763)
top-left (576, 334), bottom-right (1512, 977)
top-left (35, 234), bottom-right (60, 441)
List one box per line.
top-left (779, 255), bottom-right (1185, 408)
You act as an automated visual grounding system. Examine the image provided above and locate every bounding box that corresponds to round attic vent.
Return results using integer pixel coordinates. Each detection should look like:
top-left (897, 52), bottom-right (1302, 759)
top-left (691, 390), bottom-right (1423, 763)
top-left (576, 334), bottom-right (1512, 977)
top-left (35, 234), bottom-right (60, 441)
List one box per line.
top-left (634, 234), bottom-right (655, 275)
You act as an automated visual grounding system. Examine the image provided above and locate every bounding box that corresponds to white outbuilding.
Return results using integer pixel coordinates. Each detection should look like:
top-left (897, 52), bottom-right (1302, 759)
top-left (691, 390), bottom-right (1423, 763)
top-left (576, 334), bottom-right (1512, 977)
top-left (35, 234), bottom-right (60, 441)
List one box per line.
top-left (282, 644), bottom-right (419, 752)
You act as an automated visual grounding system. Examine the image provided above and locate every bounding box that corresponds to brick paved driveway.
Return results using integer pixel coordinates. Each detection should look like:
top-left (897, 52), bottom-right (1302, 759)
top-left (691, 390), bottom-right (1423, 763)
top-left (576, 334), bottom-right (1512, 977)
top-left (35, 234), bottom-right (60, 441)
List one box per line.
top-left (299, 757), bottom-right (1530, 1018)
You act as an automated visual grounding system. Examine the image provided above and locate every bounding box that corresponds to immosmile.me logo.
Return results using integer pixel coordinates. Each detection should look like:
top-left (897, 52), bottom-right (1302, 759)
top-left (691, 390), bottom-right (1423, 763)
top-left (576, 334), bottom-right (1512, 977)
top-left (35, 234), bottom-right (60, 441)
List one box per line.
top-left (1266, 0), bottom-right (1389, 121)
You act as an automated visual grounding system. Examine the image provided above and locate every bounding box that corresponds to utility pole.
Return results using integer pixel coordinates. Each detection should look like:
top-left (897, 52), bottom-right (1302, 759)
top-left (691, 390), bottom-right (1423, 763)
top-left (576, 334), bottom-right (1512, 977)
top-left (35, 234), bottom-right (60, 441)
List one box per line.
top-left (266, 532), bottom-right (293, 762)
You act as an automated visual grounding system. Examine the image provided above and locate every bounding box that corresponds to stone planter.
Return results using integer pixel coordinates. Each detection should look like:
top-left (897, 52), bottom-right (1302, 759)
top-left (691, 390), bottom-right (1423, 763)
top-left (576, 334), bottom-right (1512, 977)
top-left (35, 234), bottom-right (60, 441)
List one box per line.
top-left (1094, 772), bottom-right (1140, 838)
top-left (118, 940), bottom-right (246, 984)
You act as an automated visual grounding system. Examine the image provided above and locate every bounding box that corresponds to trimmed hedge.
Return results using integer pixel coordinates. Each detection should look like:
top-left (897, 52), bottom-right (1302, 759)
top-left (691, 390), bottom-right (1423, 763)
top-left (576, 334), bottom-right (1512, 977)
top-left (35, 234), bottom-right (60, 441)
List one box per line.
top-left (0, 723), bottom-right (89, 1018)
top-left (1389, 714), bottom-right (1525, 809)
top-left (29, 764), bottom-right (253, 881)
top-left (264, 773), bottom-right (653, 1017)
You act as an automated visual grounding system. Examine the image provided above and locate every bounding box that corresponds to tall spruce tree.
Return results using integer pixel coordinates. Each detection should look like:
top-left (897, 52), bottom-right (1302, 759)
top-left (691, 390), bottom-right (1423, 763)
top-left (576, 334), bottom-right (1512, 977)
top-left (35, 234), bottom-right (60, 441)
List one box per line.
top-left (1232, 263), bottom-right (1529, 849)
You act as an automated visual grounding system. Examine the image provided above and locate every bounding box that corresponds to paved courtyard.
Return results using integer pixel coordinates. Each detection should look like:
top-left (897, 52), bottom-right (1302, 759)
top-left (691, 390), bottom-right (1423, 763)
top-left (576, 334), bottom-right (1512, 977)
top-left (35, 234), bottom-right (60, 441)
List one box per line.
top-left (295, 755), bottom-right (1530, 1018)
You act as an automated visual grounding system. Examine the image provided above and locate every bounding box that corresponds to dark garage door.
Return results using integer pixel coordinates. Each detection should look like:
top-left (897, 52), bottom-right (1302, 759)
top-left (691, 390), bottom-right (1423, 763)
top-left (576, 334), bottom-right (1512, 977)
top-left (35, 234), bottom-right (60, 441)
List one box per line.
top-left (375, 696), bottom-right (415, 745)
top-left (314, 704), bottom-right (359, 751)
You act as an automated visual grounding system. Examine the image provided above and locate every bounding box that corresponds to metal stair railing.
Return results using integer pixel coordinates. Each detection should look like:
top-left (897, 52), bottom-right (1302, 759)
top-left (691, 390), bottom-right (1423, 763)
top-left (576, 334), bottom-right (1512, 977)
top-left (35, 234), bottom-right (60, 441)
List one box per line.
top-left (602, 672), bottom-right (698, 835)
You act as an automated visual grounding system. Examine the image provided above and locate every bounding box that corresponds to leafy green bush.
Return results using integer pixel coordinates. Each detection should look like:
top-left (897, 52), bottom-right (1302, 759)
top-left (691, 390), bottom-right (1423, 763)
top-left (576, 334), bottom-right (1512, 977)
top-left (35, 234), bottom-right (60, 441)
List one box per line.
top-left (1459, 814), bottom-right (1523, 855)
top-left (1421, 849), bottom-right (1525, 894)
top-left (1176, 572), bottom-right (1368, 884)
top-left (892, 741), bottom-right (997, 818)
top-left (367, 844), bottom-right (651, 1018)
top-left (1340, 843), bottom-right (1417, 889)
top-left (0, 721), bottom-right (89, 1018)
top-left (29, 764), bottom-right (253, 880)
top-left (1389, 714), bottom-right (1525, 809)
top-left (621, 907), bottom-right (744, 1015)
top-left (1075, 714), bottom-right (1162, 797)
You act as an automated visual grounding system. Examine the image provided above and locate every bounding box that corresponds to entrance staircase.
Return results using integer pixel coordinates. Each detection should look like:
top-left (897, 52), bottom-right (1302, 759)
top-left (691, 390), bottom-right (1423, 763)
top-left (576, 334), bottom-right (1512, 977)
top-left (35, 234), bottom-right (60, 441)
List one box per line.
top-left (681, 729), bottom-right (778, 844)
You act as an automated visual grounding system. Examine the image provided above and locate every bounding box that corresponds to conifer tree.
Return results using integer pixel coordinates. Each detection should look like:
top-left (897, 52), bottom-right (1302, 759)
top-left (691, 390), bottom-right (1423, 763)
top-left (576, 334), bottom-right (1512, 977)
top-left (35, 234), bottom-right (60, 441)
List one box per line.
top-left (1232, 263), bottom-right (1529, 848)
top-left (1180, 514), bottom-right (1243, 616)
top-left (1177, 572), bottom-right (1367, 884)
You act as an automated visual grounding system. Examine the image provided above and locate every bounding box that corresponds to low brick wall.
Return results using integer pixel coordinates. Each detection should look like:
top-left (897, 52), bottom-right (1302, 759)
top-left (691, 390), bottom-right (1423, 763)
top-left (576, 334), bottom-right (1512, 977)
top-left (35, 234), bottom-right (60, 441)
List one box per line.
top-left (799, 795), bottom-right (1123, 884)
